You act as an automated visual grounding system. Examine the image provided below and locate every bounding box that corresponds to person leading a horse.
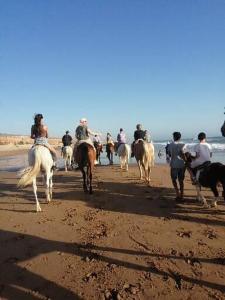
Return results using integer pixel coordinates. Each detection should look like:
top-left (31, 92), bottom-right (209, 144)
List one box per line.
top-left (31, 113), bottom-right (58, 168)
top-left (131, 124), bottom-right (147, 157)
top-left (74, 118), bottom-right (101, 164)
top-left (61, 130), bottom-right (73, 156)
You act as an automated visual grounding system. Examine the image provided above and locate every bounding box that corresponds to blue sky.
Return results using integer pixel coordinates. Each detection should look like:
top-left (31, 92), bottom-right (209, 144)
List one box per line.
top-left (0, 0), bottom-right (225, 140)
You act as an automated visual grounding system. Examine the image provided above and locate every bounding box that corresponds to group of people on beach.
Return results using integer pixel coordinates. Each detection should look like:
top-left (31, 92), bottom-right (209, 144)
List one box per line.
top-left (166, 131), bottom-right (212, 202)
top-left (30, 113), bottom-right (213, 202)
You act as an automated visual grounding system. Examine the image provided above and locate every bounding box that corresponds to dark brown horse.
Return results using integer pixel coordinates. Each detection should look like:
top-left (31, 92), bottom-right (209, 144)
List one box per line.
top-left (74, 143), bottom-right (96, 194)
top-left (94, 142), bottom-right (103, 165)
top-left (106, 143), bottom-right (114, 165)
top-left (182, 152), bottom-right (225, 208)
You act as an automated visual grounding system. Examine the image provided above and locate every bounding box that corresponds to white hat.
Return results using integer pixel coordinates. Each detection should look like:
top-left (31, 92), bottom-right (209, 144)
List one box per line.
top-left (80, 118), bottom-right (87, 124)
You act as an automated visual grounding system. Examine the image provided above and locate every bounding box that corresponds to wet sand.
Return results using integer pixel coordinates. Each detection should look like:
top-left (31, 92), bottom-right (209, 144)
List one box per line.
top-left (0, 150), bottom-right (225, 299)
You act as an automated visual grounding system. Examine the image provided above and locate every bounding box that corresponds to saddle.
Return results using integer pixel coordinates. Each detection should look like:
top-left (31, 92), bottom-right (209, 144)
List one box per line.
top-left (77, 140), bottom-right (95, 150)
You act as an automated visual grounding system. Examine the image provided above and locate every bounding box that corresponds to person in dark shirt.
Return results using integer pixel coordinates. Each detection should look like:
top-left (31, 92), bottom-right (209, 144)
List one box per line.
top-left (131, 124), bottom-right (146, 157)
top-left (134, 124), bottom-right (146, 140)
top-left (61, 130), bottom-right (73, 155)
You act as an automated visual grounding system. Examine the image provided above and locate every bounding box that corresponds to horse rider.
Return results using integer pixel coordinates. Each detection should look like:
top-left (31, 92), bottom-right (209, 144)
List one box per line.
top-left (106, 132), bottom-right (114, 150)
top-left (93, 134), bottom-right (103, 150)
top-left (106, 132), bottom-right (114, 145)
top-left (30, 113), bottom-right (57, 167)
top-left (61, 130), bottom-right (73, 156)
top-left (184, 132), bottom-right (212, 183)
top-left (93, 134), bottom-right (101, 145)
top-left (116, 128), bottom-right (126, 152)
top-left (74, 118), bottom-right (101, 164)
top-left (131, 124), bottom-right (146, 157)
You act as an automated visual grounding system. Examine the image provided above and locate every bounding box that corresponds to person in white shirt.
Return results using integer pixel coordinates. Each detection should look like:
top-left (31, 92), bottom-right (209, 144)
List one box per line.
top-left (93, 134), bottom-right (101, 144)
top-left (185, 132), bottom-right (212, 183)
top-left (191, 132), bottom-right (212, 168)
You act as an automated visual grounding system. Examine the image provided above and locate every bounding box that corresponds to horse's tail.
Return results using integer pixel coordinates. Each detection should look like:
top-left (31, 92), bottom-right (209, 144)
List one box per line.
top-left (63, 146), bottom-right (72, 159)
top-left (18, 148), bottom-right (41, 187)
top-left (80, 144), bottom-right (88, 166)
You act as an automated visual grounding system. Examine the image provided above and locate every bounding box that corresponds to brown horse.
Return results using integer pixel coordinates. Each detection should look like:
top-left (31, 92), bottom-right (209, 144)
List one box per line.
top-left (134, 139), bottom-right (154, 184)
top-left (106, 143), bottom-right (114, 165)
top-left (74, 143), bottom-right (96, 194)
top-left (94, 142), bottom-right (103, 165)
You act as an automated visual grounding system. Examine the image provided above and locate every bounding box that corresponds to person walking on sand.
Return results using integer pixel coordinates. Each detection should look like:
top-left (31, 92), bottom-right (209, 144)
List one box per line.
top-left (167, 132), bottom-right (185, 202)
top-left (31, 113), bottom-right (57, 167)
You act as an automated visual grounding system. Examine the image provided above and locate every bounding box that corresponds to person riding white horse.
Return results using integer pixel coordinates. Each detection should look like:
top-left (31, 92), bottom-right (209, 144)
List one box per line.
top-left (61, 130), bottom-right (73, 156)
top-left (116, 129), bottom-right (131, 171)
top-left (73, 118), bottom-right (101, 165)
top-left (116, 128), bottom-right (126, 152)
top-left (31, 113), bottom-right (57, 169)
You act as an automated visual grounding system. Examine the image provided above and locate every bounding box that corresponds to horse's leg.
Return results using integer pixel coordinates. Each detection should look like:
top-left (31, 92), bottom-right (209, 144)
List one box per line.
top-left (106, 151), bottom-right (110, 164)
top-left (89, 165), bottom-right (93, 194)
top-left (81, 167), bottom-right (88, 193)
top-left (33, 178), bottom-right (41, 212)
top-left (126, 154), bottom-right (129, 171)
top-left (69, 155), bottom-right (72, 170)
top-left (146, 166), bottom-right (151, 184)
top-left (196, 184), bottom-right (208, 207)
top-left (210, 185), bottom-right (219, 208)
top-left (111, 152), bottom-right (113, 164)
top-left (138, 161), bottom-right (143, 180)
top-left (42, 173), bottom-right (45, 186)
top-left (49, 171), bottom-right (53, 200)
top-left (65, 158), bottom-right (67, 172)
top-left (148, 162), bottom-right (151, 183)
top-left (99, 152), bottom-right (101, 165)
top-left (144, 164), bottom-right (149, 183)
top-left (45, 171), bottom-right (51, 203)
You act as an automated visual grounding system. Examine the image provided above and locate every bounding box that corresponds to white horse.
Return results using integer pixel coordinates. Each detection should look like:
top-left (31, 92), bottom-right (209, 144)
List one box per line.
top-left (134, 140), bottom-right (155, 184)
top-left (62, 145), bottom-right (73, 171)
top-left (18, 146), bottom-right (54, 212)
top-left (117, 143), bottom-right (131, 171)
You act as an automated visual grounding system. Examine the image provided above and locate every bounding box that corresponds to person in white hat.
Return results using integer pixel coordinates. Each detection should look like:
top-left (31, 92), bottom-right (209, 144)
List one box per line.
top-left (74, 118), bottom-right (101, 164)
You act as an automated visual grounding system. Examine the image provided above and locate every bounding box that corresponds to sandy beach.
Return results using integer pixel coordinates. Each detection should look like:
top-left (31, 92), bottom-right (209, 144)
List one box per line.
top-left (0, 148), bottom-right (225, 300)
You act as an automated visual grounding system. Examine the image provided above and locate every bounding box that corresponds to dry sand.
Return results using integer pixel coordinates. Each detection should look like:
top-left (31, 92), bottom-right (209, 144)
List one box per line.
top-left (0, 149), bottom-right (225, 300)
